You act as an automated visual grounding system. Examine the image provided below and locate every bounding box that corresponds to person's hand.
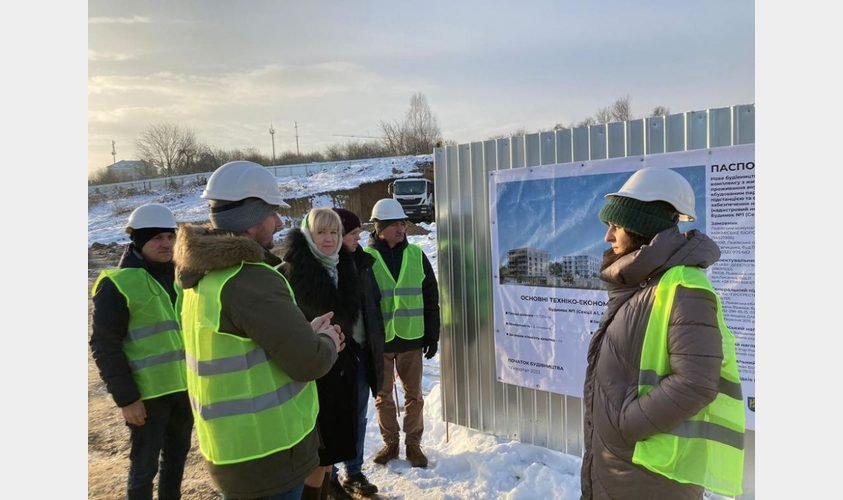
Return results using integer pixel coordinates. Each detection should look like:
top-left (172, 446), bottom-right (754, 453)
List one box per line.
top-left (330, 324), bottom-right (346, 353)
top-left (423, 340), bottom-right (438, 360)
top-left (310, 311), bottom-right (335, 334)
top-left (121, 400), bottom-right (147, 426)
top-left (319, 322), bottom-right (346, 353)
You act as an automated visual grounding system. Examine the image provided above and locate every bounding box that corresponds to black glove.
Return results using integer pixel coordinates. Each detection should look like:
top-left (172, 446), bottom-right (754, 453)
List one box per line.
top-left (423, 340), bottom-right (438, 360)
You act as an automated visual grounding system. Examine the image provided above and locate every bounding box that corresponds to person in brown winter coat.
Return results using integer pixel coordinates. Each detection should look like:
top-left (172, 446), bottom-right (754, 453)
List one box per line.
top-left (581, 167), bottom-right (745, 500)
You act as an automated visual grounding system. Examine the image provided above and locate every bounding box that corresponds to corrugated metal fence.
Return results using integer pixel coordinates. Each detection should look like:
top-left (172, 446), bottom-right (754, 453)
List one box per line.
top-left (433, 103), bottom-right (755, 498)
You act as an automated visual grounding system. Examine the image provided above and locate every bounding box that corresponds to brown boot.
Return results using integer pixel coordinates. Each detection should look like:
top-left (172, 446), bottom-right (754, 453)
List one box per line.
top-left (372, 441), bottom-right (399, 465)
top-left (405, 444), bottom-right (428, 468)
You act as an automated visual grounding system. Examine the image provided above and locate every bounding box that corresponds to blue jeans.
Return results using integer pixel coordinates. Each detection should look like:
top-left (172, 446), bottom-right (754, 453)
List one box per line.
top-left (222, 483), bottom-right (304, 500)
top-left (126, 391), bottom-right (193, 500)
top-left (341, 347), bottom-right (371, 477)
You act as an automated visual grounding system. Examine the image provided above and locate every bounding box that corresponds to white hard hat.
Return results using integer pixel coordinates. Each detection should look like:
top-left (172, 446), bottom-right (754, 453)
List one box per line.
top-left (370, 198), bottom-right (408, 221)
top-left (605, 167), bottom-right (696, 222)
top-left (126, 203), bottom-right (177, 233)
top-left (201, 160), bottom-right (290, 208)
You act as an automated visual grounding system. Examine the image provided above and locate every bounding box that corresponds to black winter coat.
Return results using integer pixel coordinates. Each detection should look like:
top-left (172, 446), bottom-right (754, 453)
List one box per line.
top-left (90, 244), bottom-right (180, 407)
top-left (279, 229), bottom-right (385, 464)
top-left (349, 245), bottom-right (387, 396)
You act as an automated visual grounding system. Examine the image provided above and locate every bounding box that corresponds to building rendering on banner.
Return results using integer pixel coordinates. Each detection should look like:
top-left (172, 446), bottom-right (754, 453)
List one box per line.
top-left (506, 247), bottom-right (549, 285)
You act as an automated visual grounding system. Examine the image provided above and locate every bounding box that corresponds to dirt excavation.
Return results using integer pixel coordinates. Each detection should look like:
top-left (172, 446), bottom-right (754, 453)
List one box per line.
top-left (87, 222), bottom-right (430, 499)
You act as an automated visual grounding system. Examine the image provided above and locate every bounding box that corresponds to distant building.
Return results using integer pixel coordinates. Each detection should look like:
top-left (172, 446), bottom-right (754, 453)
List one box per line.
top-left (107, 160), bottom-right (150, 181)
top-left (507, 247), bottom-right (549, 285)
top-left (558, 254), bottom-right (601, 279)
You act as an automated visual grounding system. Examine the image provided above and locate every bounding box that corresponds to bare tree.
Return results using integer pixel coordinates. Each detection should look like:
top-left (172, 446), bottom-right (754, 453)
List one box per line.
top-left (380, 92), bottom-right (443, 155)
top-left (651, 105), bottom-right (670, 117)
top-left (135, 123), bottom-right (200, 177)
top-left (611, 95), bottom-right (633, 122)
top-left (595, 106), bottom-right (613, 124)
top-left (88, 167), bottom-right (120, 185)
top-left (576, 117), bottom-right (597, 128)
top-left (485, 128), bottom-right (529, 141)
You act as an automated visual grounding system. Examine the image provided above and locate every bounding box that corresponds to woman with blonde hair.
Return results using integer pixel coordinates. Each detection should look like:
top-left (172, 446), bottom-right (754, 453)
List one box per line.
top-left (279, 208), bottom-right (365, 500)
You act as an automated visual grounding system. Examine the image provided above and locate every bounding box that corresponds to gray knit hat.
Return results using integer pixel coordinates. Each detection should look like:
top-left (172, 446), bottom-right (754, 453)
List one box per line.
top-left (598, 195), bottom-right (678, 239)
top-left (209, 197), bottom-right (279, 232)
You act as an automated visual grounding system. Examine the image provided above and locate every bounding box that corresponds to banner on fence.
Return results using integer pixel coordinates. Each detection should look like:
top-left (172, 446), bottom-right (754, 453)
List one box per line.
top-left (488, 144), bottom-right (755, 429)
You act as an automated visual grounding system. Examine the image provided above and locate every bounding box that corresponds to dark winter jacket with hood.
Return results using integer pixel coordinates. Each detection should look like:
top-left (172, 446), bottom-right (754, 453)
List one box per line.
top-left (173, 224), bottom-right (338, 499)
top-left (278, 228), bottom-right (386, 465)
top-left (90, 243), bottom-right (183, 407)
top-left (366, 233), bottom-right (440, 353)
top-left (581, 227), bottom-right (725, 500)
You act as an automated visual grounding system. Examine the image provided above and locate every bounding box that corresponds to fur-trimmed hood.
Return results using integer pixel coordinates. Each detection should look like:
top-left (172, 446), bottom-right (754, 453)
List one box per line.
top-left (173, 223), bottom-right (273, 289)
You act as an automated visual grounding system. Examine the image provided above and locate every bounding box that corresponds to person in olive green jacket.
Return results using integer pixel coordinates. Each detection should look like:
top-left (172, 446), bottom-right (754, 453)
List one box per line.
top-left (174, 161), bottom-right (345, 500)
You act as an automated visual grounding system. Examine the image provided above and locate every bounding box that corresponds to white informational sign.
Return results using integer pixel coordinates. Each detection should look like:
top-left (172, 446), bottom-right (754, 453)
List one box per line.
top-left (489, 144), bottom-right (755, 429)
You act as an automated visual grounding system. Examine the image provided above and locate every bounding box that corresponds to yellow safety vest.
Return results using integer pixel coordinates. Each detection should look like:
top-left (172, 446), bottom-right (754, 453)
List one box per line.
top-left (632, 265), bottom-right (745, 496)
top-left (364, 244), bottom-right (425, 342)
top-left (181, 261), bottom-right (318, 465)
top-left (92, 268), bottom-right (186, 400)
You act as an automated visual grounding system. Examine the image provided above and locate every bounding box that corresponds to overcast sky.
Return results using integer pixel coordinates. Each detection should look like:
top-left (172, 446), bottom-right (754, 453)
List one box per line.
top-left (87, 0), bottom-right (754, 173)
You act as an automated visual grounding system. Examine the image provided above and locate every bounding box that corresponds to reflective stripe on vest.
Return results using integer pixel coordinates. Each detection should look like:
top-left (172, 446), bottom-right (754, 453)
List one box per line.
top-left (632, 265), bottom-right (746, 496)
top-left (181, 261), bottom-right (318, 465)
top-left (364, 244), bottom-right (425, 342)
top-left (92, 268), bottom-right (187, 400)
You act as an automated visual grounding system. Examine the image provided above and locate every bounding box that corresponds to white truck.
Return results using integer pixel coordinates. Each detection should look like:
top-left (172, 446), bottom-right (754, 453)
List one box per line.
top-left (388, 178), bottom-right (435, 223)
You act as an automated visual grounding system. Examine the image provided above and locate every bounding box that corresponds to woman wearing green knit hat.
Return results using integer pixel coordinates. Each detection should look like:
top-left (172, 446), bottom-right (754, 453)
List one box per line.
top-left (581, 167), bottom-right (746, 500)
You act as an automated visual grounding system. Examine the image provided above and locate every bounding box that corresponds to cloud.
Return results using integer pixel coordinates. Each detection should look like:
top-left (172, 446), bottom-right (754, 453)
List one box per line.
top-left (87, 62), bottom-right (421, 171)
top-left (89, 16), bottom-right (151, 25)
top-left (88, 50), bottom-right (135, 62)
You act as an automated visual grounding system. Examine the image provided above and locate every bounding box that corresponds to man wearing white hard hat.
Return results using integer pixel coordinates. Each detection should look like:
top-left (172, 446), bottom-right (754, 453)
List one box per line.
top-left (173, 160), bottom-right (345, 500)
top-left (581, 167), bottom-right (745, 499)
top-left (364, 198), bottom-right (440, 469)
top-left (90, 203), bottom-right (193, 500)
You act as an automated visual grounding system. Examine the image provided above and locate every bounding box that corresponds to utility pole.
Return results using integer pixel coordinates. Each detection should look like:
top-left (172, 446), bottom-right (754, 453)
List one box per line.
top-left (294, 121), bottom-right (300, 156)
top-left (269, 123), bottom-right (276, 163)
top-left (111, 140), bottom-right (117, 165)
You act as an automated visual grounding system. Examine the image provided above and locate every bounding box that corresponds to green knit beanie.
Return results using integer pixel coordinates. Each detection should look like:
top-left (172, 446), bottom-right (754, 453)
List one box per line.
top-left (598, 196), bottom-right (678, 239)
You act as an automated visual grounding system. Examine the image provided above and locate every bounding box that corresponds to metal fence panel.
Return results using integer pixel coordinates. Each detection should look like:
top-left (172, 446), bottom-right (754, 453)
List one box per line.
top-left (589, 124), bottom-right (607, 160)
top-left (525, 133), bottom-right (541, 167)
top-left (485, 139), bottom-right (505, 432)
top-left (436, 146), bottom-right (458, 425)
top-left (572, 126), bottom-right (589, 162)
top-left (607, 122), bottom-right (626, 158)
top-left (687, 110), bottom-right (709, 150)
top-left (540, 131), bottom-right (556, 165)
top-left (627, 119), bottom-right (645, 156)
top-left (556, 128), bottom-right (573, 164)
top-left (666, 113), bottom-right (686, 152)
top-left (646, 116), bottom-right (665, 154)
top-left (511, 135), bottom-right (525, 169)
top-left (710, 107), bottom-right (733, 147)
top-left (459, 143), bottom-right (481, 429)
top-left (735, 104), bottom-right (755, 145)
